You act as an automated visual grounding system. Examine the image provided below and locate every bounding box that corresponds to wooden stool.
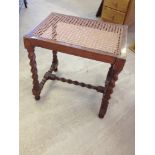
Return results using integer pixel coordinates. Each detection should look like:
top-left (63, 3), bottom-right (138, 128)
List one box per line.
top-left (24, 13), bottom-right (127, 119)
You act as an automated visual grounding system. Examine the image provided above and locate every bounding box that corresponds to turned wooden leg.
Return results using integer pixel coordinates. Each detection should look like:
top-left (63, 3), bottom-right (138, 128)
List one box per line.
top-left (52, 50), bottom-right (58, 72)
top-left (98, 59), bottom-right (125, 118)
top-left (27, 45), bottom-right (41, 100)
top-left (98, 70), bottom-right (118, 118)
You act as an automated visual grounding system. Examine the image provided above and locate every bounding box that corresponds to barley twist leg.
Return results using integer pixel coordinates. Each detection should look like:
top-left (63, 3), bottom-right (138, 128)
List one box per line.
top-left (98, 59), bottom-right (125, 118)
top-left (52, 50), bottom-right (58, 72)
top-left (27, 46), bottom-right (41, 100)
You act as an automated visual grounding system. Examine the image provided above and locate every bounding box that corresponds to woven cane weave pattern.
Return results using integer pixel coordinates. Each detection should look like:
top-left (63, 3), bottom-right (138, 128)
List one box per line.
top-left (55, 22), bottom-right (119, 54)
top-left (32, 13), bottom-right (126, 56)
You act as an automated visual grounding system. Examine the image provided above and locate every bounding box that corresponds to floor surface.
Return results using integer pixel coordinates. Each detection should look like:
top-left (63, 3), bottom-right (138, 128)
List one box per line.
top-left (20, 0), bottom-right (135, 155)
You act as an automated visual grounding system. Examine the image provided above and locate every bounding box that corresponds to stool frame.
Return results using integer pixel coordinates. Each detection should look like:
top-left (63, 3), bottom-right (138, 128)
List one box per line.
top-left (24, 13), bottom-right (127, 118)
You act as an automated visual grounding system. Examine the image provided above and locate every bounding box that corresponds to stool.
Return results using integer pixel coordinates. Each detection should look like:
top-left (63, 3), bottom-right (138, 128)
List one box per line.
top-left (24, 13), bottom-right (127, 119)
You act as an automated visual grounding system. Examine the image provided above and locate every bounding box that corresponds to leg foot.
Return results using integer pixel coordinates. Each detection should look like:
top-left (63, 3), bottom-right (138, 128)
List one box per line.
top-left (98, 113), bottom-right (104, 119)
top-left (54, 68), bottom-right (58, 72)
top-left (98, 101), bottom-right (108, 118)
top-left (35, 96), bottom-right (40, 100)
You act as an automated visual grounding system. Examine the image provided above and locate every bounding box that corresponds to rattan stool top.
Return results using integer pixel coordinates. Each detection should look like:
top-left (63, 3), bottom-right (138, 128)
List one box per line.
top-left (25, 13), bottom-right (127, 61)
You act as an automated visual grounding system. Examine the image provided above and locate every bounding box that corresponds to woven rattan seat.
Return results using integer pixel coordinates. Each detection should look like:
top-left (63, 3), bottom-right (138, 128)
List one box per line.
top-left (29, 13), bottom-right (127, 59)
top-left (24, 13), bottom-right (128, 119)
